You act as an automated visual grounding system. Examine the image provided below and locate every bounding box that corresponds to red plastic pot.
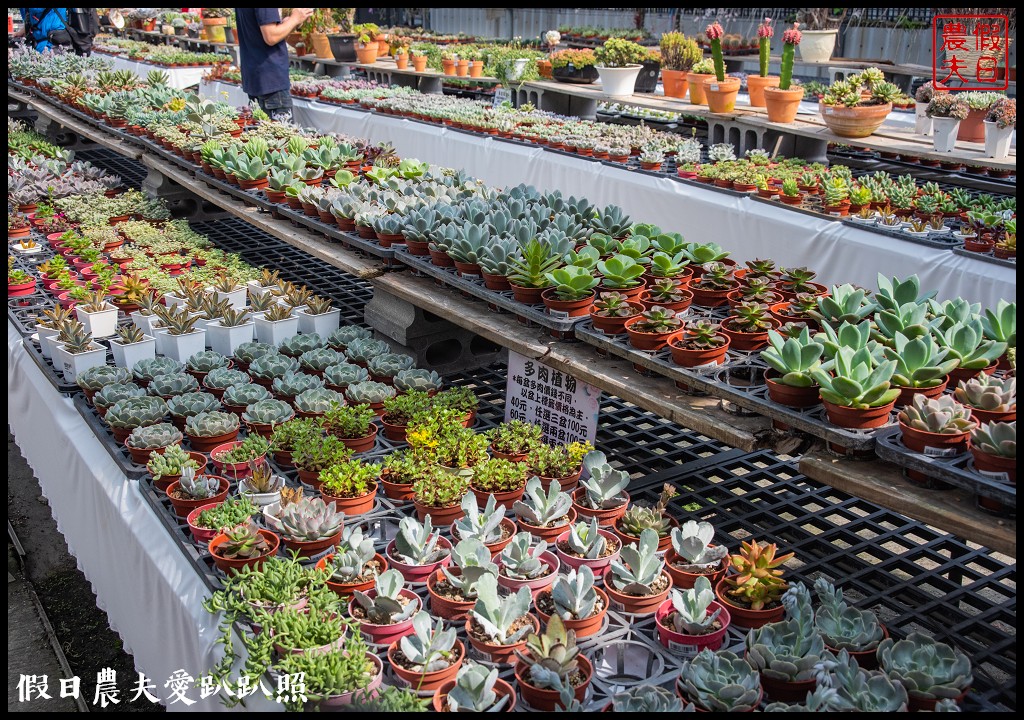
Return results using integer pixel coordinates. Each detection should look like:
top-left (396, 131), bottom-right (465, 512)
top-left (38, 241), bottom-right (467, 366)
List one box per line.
top-left (280, 529), bottom-right (342, 559)
top-left (209, 441), bottom-right (264, 480)
top-left (316, 552), bottom-right (388, 597)
top-left (603, 571), bottom-right (672, 615)
top-left (497, 551), bottom-right (559, 599)
top-left (720, 317), bottom-right (780, 352)
top-left (514, 654), bottom-right (592, 711)
top-left (432, 677), bottom-right (517, 712)
top-left (669, 333), bottom-right (731, 369)
top-left (895, 379), bottom-right (948, 408)
top-left (321, 485), bottom-right (378, 516)
top-left (765, 375), bottom-right (821, 409)
top-left (336, 423), bottom-right (378, 453)
top-left (209, 529), bottom-right (280, 574)
top-left (535, 586), bottom-right (609, 639)
top-left (388, 637), bottom-right (465, 693)
top-left (165, 476), bottom-right (230, 518)
top-left (152, 452), bottom-right (209, 492)
top-left (185, 428), bottom-right (240, 454)
top-left (541, 288), bottom-right (595, 318)
top-left (821, 400), bottom-right (896, 429)
top-left (465, 614), bottom-right (539, 665)
top-left (571, 488), bottom-right (629, 527)
top-left (655, 599), bottom-right (731, 654)
top-left (898, 421), bottom-right (969, 456)
top-left (517, 508), bottom-right (577, 543)
top-left (664, 548), bottom-right (728, 590)
top-left (186, 501), bottom-right (225, 544)
top-left (589, 303), bottom-right (644, 335)
top-left (623, 316), bottom-right (678, 352)
top-left (470, 484), bottom-right (525, 510)
top-left (554, 528), bottom-right (621, 579)
top-left (385, 536), bottom-right (453, 584)
top-left (715, 577), bottom-right (784, 629)
top-left (349, 588), bottom-right (421, 645)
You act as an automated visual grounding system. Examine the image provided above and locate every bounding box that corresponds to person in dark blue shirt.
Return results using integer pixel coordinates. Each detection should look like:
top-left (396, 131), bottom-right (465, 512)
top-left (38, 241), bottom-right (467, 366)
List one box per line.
top-left (19, 8), bottom-right (73, 52)
top-left (234, 8), bottom-right (312, 123)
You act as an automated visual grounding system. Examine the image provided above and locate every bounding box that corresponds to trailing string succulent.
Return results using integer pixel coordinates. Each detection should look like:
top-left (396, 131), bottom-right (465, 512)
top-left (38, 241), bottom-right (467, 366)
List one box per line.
top-left (722, 539), bottom-right (793, 610)
top-left (618, 482), bottom-right (677, 537)
top-left (745, 582), bottom-right (828, 683)
top-left (514, 615), bottom-right (581, 691)
top-left (469, 573), bottom-right (532, 646)
top-left (391, 515), bottom-right (450, 565)
top-left (877, 632), bottom-right (973, 703)
top-left (579, 450), bottom-right (629, 509)
top-left (607, 528), bottom-right (665, 596)
top-left (898, 394), bottom-right (977, 435)
top-left (352, 568), bottom-right (417, 625)
top-left (679, 648), bottom-right (762, 712)
top-left (670, 520), bottom-right (728, 571)
top-left (813, 577), bottom-right (885, 652)
top-left (513, 477), bottom-right (573, 527)
top-left (665, 576), bottom-right (721, 635)
top-left (194, 497), bottom-right (258, 530)
top-left (265, 496), bottom-right (344, 542)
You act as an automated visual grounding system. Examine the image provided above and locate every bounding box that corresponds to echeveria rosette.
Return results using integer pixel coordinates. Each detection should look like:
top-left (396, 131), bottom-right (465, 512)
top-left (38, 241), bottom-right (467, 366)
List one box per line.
top-left (757, 18), bottom-right (774, 77)
top-left (705, 22), bottom-right (726, 81)
top-left (780, 23), bottom-right (802, 91)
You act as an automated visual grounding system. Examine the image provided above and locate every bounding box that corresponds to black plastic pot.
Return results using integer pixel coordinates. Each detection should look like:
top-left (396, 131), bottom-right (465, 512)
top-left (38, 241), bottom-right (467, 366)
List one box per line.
top-left (552, 64), bottom-right (599, 84)
top-left (634, 60), bottom-right (661, 93)
top-left (328, 33), bottom-right (356, 63)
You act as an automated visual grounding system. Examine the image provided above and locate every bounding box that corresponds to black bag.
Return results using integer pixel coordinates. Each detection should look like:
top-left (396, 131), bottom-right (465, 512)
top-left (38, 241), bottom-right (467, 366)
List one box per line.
top-left (66, 9), bottom-right (100, 56)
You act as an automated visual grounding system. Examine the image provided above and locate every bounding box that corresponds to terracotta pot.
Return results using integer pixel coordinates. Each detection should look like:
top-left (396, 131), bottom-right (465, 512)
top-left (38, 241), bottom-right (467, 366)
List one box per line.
top-left (604, 571), bottom-right (672, 615)
top-left (820, 102), bottom-right (893, 138)
top-left (571, 488), bottom-right (629, 528)
top-left (821, 399), bottom-right (895, 429)
top-left (321, 485), bottom-right (378, 516)
top-left (509, 282), bottom-right (545, 305)
top-left (152, 452), bottom-right (209, 492)
top-left (380, 474), bottom-right (416, 502)
top-left (349, 588), bottom-right (420, 645)
top-left (412, 56), bottom-right (428, 72)
top-left (186, 501), bottom-right (226, 544)
top-left (703, 76), bottom-right (741, 113)
top-left (280, 529), bottom-right (342, 559)
top-left (907, 687), bottom-right (969, 712)
top-left (355, 44), bottom-right (378, 64)
top-left (541, 288), bottom-right (594, 318)
top-left (185, 428), bottom-right (239, 453)
top-left (535, 586), bottom-right (609, 639)
top-left (669, 333), bottom-right (731, 369)
top-left (589, 303), bottom-right (644, 334)
top-left (394, 54), bottom-right (409, 70)
top-left (497, 552), bottom-right (559, 599)
top-left (715, 577), bottom-right (785, 629)
top-left (432, 677), bottom-right (517, 712)
top-left (296, 468), bottom-right (322, 489)
top-left (209, 529), bottom-right (280, 574)
top-left (765, 376), bottom-right (821, 409)
top-left (768, 302), bottom-right (818, 331)
top-left (948, 361), bottom-right (997, 386)
top-left (968, 406), bottom-right (1015, 426)
top-left (165, 476), bottom-right (230, 518)
top-left (624, 316), bottom-right (678, 352)
top-left (655, 599), bottom-right (731, 654)
top-left (317, 552), bottom-right (388, 597)
top-left (465, 614), bottom-right (539, 664)
top-left (687, 73), bottom-right (713, 104)
top-left (517, 507), bottom-right (577, 543)
top-left (413, 499), bottom-right (465, 526)
top-left (388, 638), bottom-right (464, 693)
top-left (515, 654), bottom-right (592, 711)
top-left (763, 86), bottom-right (805, 123)
top-left (661, 69), bottom-right (689, 99)
top-left (537, 468), bottom-right (583, 493)
top-left (957, 108), bottom-right (986, 143)
top-left (427, 569), bottom-right (476, 620)
top-left (757, 672), bottom-right (817, 703)
top-left (720, 317), bottom-right (779, 352)
top-left (895, 380), bottom-right (948, 408)
top-left (470, 485), bottom-right (525, 511)
top-left (555, 529), bottom-right (620, 579)
top-left (335, 423), bottom-right (378, 454)
top-left (746, 74), bottom-right (780, 107)
top-left (664, 548), bottom-right (728, 590)
top-left (481, 271), bottom-right (512, 291)
top-left (385, 537), bottom-right (453, 584)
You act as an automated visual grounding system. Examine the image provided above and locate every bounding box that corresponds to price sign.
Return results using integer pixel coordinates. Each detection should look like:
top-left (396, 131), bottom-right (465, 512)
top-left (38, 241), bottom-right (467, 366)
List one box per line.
top-left (505, 351), bottom-right (601, 445)
top-left (492, 87), bottom-right (512, 108)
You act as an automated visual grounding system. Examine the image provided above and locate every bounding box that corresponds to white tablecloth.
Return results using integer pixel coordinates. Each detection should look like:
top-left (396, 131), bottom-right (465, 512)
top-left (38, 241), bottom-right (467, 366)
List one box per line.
top-left (95, 52), bottom-right (212, 90)
top-left (7, 322), bottom-right (269, 712)
top-left (201, 80), bottom-right (1016, 309)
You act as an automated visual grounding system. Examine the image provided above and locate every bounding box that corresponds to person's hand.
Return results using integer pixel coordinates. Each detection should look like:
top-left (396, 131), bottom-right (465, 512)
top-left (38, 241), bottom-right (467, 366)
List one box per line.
top-left (289, 8), bottom-right (314, 24)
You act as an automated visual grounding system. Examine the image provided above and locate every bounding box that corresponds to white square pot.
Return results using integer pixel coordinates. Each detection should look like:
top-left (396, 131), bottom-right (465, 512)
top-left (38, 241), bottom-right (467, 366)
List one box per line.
top-left (156, 329), bottom-right (207, 363)
top-left (130, 311), bottom-right (161, 336)
top-left (206, 285), bottom-right (248, 310)
top-left (296, 307), bottom-right (342, 336)
top-left (35, 325), bottom-right (61, 360)
top-left (246, 281), bottom-right (273, 300)
top-left (110, 335), bottom-right (157, 368)
top-left (207, 320), bottom-right (255, 356)
top-left (75, 303), bottom-right (120, 339)
top-left (254, 315), bottom-right (300, 346)
top-left (52, 343), bottom-right (108, 383)
top-left (163, 292), bottom-right (186, 309)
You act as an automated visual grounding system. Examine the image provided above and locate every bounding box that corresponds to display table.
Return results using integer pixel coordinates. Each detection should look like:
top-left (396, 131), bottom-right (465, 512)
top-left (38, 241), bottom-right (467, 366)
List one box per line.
top-left (94, 51), bottom-right (213, 89)
top-left (199, 79), bottom-right (1016, 308)
top-left (6, 321), bottom-right (271, 712)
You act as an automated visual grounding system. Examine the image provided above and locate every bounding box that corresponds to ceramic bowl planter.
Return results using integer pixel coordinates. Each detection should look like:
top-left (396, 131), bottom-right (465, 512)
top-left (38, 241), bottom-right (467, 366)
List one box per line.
top-left (515, 654), bottom-right (593, 711)
top-left (388, 637), bottom-right (465, 694)
top-left (208, 529), bottom-right (280, 574)
top-left (820, 102), bottom-right (893, 138)
top-left (385, 537), bottom-right (453, 584)
top-left (349, 588), bottom-right (421, 646)
top-left (604, 571), bottom-right (672, 615)
top-left (535, 586), bottom-right (609, 639)
top-left (465, 613), bottom-right (540, 665)
top-left (165, 475), bottom-right (230, 518)
top-left (714, 577), bottom-right (784, 629)
top-left (321, 485), bottom-right (377, 516)
top-left (432, 677), bottom-right (517, 712)
top-left (316, 553), bottom-right (389, 597)
top-left (555, 529), bottom-right (621, 579)
top-left (703, 76), bottom-right (741, 113)
top-left (596, 65), bottom-right (643, 97)
top-left (517, 507), bottom-right (577, 543)
top-left (799, 29), bottom-right (838, 63)
top-left (821, 400), bottom-right (896, 429)
top-left (655, 599), bottom-right (731, 654)
top-left (571, 489), bottom-right (629, 528)
top-left (497, 552), bottom-right (560, 599)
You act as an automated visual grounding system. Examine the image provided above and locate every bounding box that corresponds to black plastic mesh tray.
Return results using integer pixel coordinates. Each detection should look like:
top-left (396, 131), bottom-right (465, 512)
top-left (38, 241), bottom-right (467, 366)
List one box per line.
top-left (875, 425), bottom-right (1016, 509)
top-left (574, 319), bottom-right (885, 452)
top-left (273, 204), bottom-right (398, 262)
top-left (952, 246), bottom-right (1016, 268)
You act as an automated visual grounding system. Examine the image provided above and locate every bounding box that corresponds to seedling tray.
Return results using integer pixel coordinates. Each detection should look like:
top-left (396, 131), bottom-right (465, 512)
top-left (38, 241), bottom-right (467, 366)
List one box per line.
top-left (951, 246), bottom-right (1016, 268)
top-left (273, 204), bottom-right (398, 262)
top-left (72, 393), bottom-right (149, 479)
top-left (393, 247), bottom-right (582, 338)
top-left (875, 426), bottom-right (1016, 510)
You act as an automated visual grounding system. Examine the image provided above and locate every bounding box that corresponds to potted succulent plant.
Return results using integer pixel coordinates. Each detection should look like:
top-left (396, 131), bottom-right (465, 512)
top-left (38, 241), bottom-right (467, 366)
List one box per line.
top-left (208, 521), bottom-right (279, 574)
top-left (165, 466), bottom-right (230, 518)
top-left (427, 535), bottom-right (498, 620)
top-left (763, 23), bottom-right (805, 123)
top-left (242, 398), bottom-right (295, 438)
top-left (954, 374), bottom-right (1015, 425)
top-left (533, 565), bottom-right (609, 641)
top-left (316, 524), bottom-right (388, 597)
top-left (760, 328), bottom-right (823, 407)
top-left (432, 663), bottom-right (517, 712)
top-left (813, 577), bottom-right (887, 668)
top-left (656, 576), bottom-right (731, 655)
top-left (496, 532), bottom-right (559, 599)
top-left (264, 495), bottom-right (344, 558)
top-left (275, 633), bottom-right (384, 710)
top-left (715, 539), bottom-right (793, 629)
top-left (820, 68), bottom-right (899, 138)
top-left (745, 583), bottom-right (826, 702)
top-left (349, 568), bottom-right (420, 646)
top-left (487, 420), bottom-right (542, 463)
top-left (465, 573), bottom-right (538, 664)
top-left (386, 515), bottom-right (453, 584)
top-left (52, 321), bottom-right (108, 383)
top-left (594, 38), bottom-right (647, 97)
top-left (296, 295), bottom-right (342, 336)
top-left (555, 517), bottom-right (620, 579)
top-left (927, 94), bottom-right (970, 152)
top-left (812, 346), bottom-right (900, 429)
top-left (659, 31), bottom-right (701, 99)
top-left (319, 458), bottom-right (380, 515)
top-left (186, 496), bottom-right (258, 544)
top-left (513, 477), bottom-right (577, 542)
top-left (614, 483), bottom-right (678, 552)
top-left (590, 291), bottom-right (644, 334)
top-left (983, 97), bottom-right (1015, 159)
top-left (876, 632), bottom-right (973, 711)
top-left (387, 611), bottom-right (465, 694)
top-left (669, 320), bottom-right (731, 369)
top-left (969, 421), bottom-right (1016, 513)
top-left (664, 520), bottom-right (729, 589)
top-left (147, 443), bottom-right (206, 491)
top-left (604, 528), bottom-right (672, 615)
top-left (677, 648), bottom-right (762, 711)
top-left (470, 457), bottom-right (528, 509)
top-left (702, 23), bottom-right (741, 113)
top-left (571, 451), bottom-right (630, 526)
top-left (624, 306), bottom-right (684, 352)
top-left (513, 615), bottom-right (593, 711)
